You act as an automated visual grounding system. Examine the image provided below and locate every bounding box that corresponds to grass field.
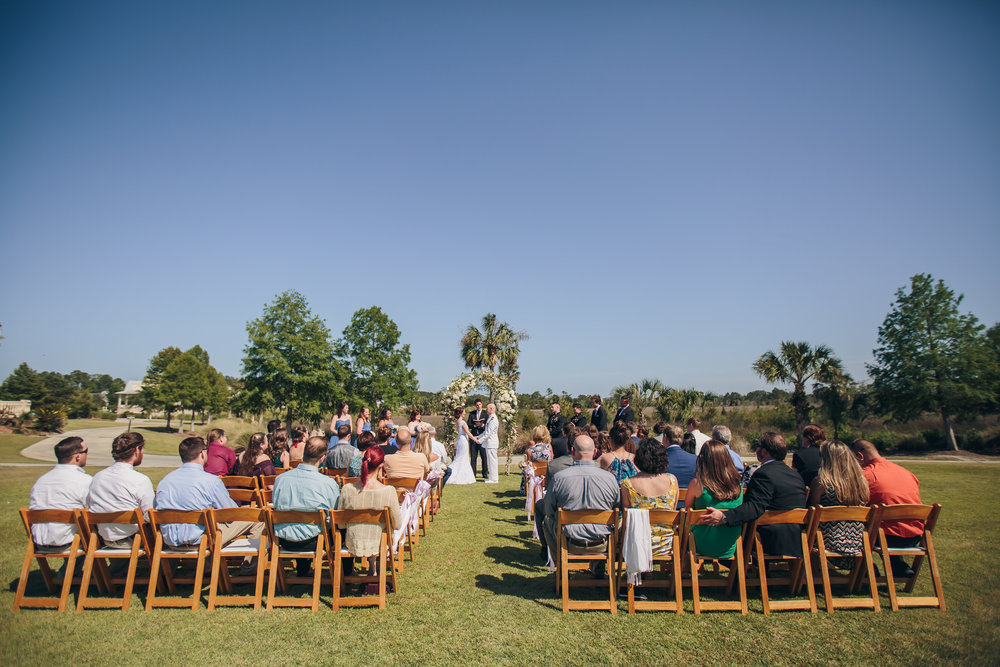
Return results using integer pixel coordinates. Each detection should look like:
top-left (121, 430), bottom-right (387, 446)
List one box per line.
top-left (0, 463), bottom-right (997, 665)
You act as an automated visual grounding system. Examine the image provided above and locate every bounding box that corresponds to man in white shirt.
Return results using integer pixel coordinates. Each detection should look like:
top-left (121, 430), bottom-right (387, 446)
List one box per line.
top-left (86, 431), bottom-right (154, 548)
top-left (686, 417), bottom-right (711, 455)
top-left (28, 436), bottom-right (92, 548)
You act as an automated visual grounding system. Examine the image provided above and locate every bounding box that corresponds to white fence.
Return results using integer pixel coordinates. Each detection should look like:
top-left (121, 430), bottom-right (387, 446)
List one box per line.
top-left (0, 400), bottom-right (31, 416)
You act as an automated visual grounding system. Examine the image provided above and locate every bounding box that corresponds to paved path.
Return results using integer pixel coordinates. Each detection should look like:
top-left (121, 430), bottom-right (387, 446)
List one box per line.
top-left (20, 426), bottom-right (180, 468)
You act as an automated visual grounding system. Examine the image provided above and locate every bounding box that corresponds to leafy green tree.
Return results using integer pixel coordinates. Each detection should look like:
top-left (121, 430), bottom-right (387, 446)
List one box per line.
top-left (336, 306), bottom-right (416, 411)
top-left (460, 313), bottom-right (529, 398)
top-left (137, 346), bottom-right (182, 428)
top-left (752, 341), bottom-right (846, 445)
top-left (242, 290), bottom-right (342, 432)
top-left (867, 274), bottom-right (998, 451)
top-left (813, 375), bottom-right (855, 440)
top-left (0, 363), bottom-right (43, 404)
top-left (161, 351), bottom-right (212, 432)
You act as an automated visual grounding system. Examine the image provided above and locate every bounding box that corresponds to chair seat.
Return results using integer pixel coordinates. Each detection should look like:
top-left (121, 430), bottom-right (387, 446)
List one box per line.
top-left (278, 549), bottom-right (317, 556)
top-left (879, 546), bottom-right (923, 554)
top-left (161, 546), bottom-right (203, 555)
top-left (220, 538), bottom-right (254, 553)
top-left (94, 547), bottom-right (147, 556)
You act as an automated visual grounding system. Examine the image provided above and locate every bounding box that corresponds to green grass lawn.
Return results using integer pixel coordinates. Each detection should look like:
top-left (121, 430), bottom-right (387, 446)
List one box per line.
top-left (0, 463), bottom-right (997, 665)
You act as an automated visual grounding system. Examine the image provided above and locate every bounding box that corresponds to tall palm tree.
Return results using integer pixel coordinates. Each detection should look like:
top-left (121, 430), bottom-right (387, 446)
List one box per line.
top-left (752, 341), bottom-right (846, 445)
top-left (460, 314), bottom-right (529, 400)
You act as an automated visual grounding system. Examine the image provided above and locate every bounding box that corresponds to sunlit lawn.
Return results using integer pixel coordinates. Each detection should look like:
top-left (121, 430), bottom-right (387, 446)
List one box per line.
top-left (0, 463), bottom-right (996, 665)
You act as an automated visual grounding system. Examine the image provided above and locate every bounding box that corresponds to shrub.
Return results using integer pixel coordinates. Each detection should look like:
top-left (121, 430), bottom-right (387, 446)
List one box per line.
top-left (34, 408), bottom-right (67, 432)
top-left (519, 408), bottom-right (539, 432)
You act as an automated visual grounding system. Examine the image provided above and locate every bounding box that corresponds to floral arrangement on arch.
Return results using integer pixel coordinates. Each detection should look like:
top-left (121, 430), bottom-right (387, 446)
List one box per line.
top-left (440, 370), bottom-right (519, 471)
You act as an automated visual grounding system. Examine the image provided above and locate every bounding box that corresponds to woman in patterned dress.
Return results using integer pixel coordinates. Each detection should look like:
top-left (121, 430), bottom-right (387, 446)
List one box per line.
top-left (808, 439), bottom-right (870, 569)
top-left (520, 425), bottom-right (553, 493)
top-left (599, 424), bottom-right (638, 484)
top-left (620, 438), bottom-right (680, 555)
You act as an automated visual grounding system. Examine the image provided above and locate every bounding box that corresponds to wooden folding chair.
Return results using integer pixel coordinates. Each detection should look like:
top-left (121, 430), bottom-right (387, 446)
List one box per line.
top-left (556, 509), bottom-right (619, 614)
top-left (329, 508), bottom-right (397, 609)
top-left (221, 475), bottom-right (260, 491)
top-left (525, 464), bottom-right (547, 521)
top-left (76, 509), bottom-right (152, 612)
top-left (258, 488), bottom-right (273, 506)
top-left (745, 509), bottom-right (817, 614)
top-left (13, 509), bottom-right (89, 612)
top-left (393, 488), bottom-right (417, 570)
top-left (806, 506), bottom-right (880, 613)
top-left (227, 488), bottom-right (262, 506)
top-left (342, 476), bottom-right (360, 486)
top-left (206, 507), bottom-right (268, 610)
top-left (865, 503), bottom-right (945, 611)
top-left (325, 467), bottom-right (348, 479)
top-left (145, 509), bottom-right (211, 610)
top-left (684, 509), bottom-right (747, 615)
top-left (259, 475), bottom-right (277, 489)
top-left (618, 509), bottom-right (685, 614)
top-left (387, 477), bottom-right (430, 539)
top-left (265, 509), bottom-right (329, 610)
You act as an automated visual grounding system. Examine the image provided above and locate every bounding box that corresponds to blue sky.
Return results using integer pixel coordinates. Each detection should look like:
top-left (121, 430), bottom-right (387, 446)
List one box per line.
top-left (1, 1), bottom-right (998, 396)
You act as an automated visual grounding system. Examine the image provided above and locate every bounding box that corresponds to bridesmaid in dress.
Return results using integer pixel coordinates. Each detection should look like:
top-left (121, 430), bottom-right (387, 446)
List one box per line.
top-left (354, 407), bottom-right (371, 447)
top-left (331, 401), bottom-right (352, 436)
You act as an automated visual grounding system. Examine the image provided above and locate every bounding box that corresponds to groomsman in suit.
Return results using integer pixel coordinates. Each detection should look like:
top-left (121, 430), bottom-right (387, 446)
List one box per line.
top-left (699, 432), bottom-right (807, 556)
top-left (546, 402), bottom-right (567, 441)
top-left (569, 403), bottom-right (588, 429)
top-left (467, 399), bottom-right (488, 479)
top-left (590, 395), bottom-right (608, 431)
top-left (614, 396), bottom-right (635, 426)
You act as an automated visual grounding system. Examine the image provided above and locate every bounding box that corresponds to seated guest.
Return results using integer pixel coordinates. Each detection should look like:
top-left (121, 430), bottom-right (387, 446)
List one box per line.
top-left (699, 432), bottom-right (807, 556)
top-left (87, 432), bottom-right (154, 548)
top-left (652, 422), bottom-right (667, 444)
top-left (270, 427), bottom-right (290, 468)
top-left (598, 424), bottom-right (638, 484)
top-left (793, 423), bottom-right (825, 487)
top-left (621, 438), bottom-right (680, 554)
top-left (686, 440), bottom-right (744, 559)
top-left (375, 425), bottom-right (397, 456)
top-left (663, 424), bottom-right (697, 488)
top-left (288, 426), bottom-right (308, 464)
top-left (626, 421), bottom-right (639, 446)
top-left (204, 428), bottom-right (237, 476)
top-left (850, 438), bottom-right (923, 577)
top-left (521, 425), bottom-right (553, 493)
top-left (154, 437), bottom-right (263, 572)
top-left (412, 430), bottom-right (440, 478)
top-left (549, 421), bottom-right (569, 459)
top-left (541, 435), bottom-right (621, 571)
top-left (681, 432), bottom-right (697, 455)
top-left (272, 437), bottom-right (341, 576)
top-left (29, 436), bottom-right (91, 549)
top-left (338, 447), bottom-right (402, 576)
top-left (383, 428), bottom-right (429, 480)
top-left (710, 425), bottom-right (746, 473)
top-left (808, 439), bottom-right (869, 569)
top-left (236, 433), bottom-right (276, 478)
top-left (349, 432), bottom-right (376, 477)
top-left (324, 425), bottom-right (355, 470)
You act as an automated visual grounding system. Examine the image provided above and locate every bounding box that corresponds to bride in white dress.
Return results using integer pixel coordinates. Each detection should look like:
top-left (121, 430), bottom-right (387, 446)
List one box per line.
top-left (447, 407), bottom-right (478, 485)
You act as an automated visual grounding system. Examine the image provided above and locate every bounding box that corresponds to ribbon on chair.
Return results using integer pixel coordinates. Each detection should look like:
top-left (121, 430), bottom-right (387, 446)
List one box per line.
top-left (528, 476), bottom-right (545, 539)
top-left (393, 492), bottom-right (419, 551)
top-left (622, 508), bottom-right (653, 586)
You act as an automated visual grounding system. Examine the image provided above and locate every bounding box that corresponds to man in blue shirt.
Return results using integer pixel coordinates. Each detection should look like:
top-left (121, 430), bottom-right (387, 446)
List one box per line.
top-left (273, 436), bottom-right (341, 576)
top-left (154, 437), bottom-right (264, 572)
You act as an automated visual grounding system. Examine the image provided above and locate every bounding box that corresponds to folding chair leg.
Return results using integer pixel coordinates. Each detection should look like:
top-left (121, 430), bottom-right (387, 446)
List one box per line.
top-left (925, 534), bottom-right (946, 611)
top-left (12, 546), bottom-right (35, 612)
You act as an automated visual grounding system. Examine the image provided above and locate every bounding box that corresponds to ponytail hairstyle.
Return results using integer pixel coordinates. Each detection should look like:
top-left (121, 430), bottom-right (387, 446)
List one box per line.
top-left (360, 446), bottom-right (385, 487)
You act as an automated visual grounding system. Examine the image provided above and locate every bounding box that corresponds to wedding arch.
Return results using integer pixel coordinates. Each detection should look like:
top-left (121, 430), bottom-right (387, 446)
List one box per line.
top-left (440, 370), bottom-right (519, 474)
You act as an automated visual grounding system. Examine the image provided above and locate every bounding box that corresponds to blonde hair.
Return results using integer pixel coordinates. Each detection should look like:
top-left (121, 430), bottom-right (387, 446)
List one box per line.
top-left (817, 440), bottom-right (869, 506)
top-left (531, 425), bottom-right (551, 444)
top-left (413, 431), bottom-right (433, 460)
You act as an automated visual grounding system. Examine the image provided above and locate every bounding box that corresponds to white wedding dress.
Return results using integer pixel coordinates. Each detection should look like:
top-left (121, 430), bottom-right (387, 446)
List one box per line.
top-left (447, 427), bottom-right (476, 485)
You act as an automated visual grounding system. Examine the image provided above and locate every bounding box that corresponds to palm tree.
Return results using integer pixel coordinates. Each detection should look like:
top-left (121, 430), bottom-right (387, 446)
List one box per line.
top-left (752, 341), bottom-right (846, 445)
top-left (460, 314), bottom-right (529, 400)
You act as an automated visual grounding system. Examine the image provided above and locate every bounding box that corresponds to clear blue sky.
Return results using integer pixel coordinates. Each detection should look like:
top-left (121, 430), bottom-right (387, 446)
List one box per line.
top-left (1, 1), bottom-right (998, 397)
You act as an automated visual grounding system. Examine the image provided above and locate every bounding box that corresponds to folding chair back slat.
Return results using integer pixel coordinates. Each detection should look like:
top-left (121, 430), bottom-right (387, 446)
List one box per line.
top-left (221, 476), bottom-right (259, 490)
top-left (227, 488), bottom-right (261, 506)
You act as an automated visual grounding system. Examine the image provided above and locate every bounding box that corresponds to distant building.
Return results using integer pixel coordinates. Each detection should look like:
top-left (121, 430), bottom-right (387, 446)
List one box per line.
top-left (116, 380), bottom-right (143, 414)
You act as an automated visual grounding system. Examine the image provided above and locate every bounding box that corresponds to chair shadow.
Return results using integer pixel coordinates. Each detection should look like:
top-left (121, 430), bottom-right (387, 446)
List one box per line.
top-left (484, 499), bottom-right (522, 511)
top-left (475, 572), bottom-right (559, 609)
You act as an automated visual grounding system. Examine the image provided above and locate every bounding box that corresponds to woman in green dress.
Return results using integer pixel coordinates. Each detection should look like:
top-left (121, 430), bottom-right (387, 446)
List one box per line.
top-left (686, 440), bottom-right (744, 559)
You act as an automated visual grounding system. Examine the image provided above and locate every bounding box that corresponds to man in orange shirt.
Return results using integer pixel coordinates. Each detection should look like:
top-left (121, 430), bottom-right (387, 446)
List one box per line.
top-left (851, 439), bottom-right (922, 577)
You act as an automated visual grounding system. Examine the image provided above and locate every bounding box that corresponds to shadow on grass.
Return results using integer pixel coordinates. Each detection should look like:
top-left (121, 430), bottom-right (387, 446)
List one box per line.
top-left (484, 543), bottom-right (547, 573)
top-left (475, 572), bottom-right (558, 608)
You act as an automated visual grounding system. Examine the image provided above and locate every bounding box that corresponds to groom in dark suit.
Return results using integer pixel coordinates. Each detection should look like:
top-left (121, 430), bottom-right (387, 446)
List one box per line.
top-left (699, 432), bottom-right (807, 556)
top-left (467, 399), bottom-right (488, 479)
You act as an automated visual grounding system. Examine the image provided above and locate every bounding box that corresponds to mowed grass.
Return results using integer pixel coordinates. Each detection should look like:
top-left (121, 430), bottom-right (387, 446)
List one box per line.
top-left (0, 463), bottom-right (997, 665)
